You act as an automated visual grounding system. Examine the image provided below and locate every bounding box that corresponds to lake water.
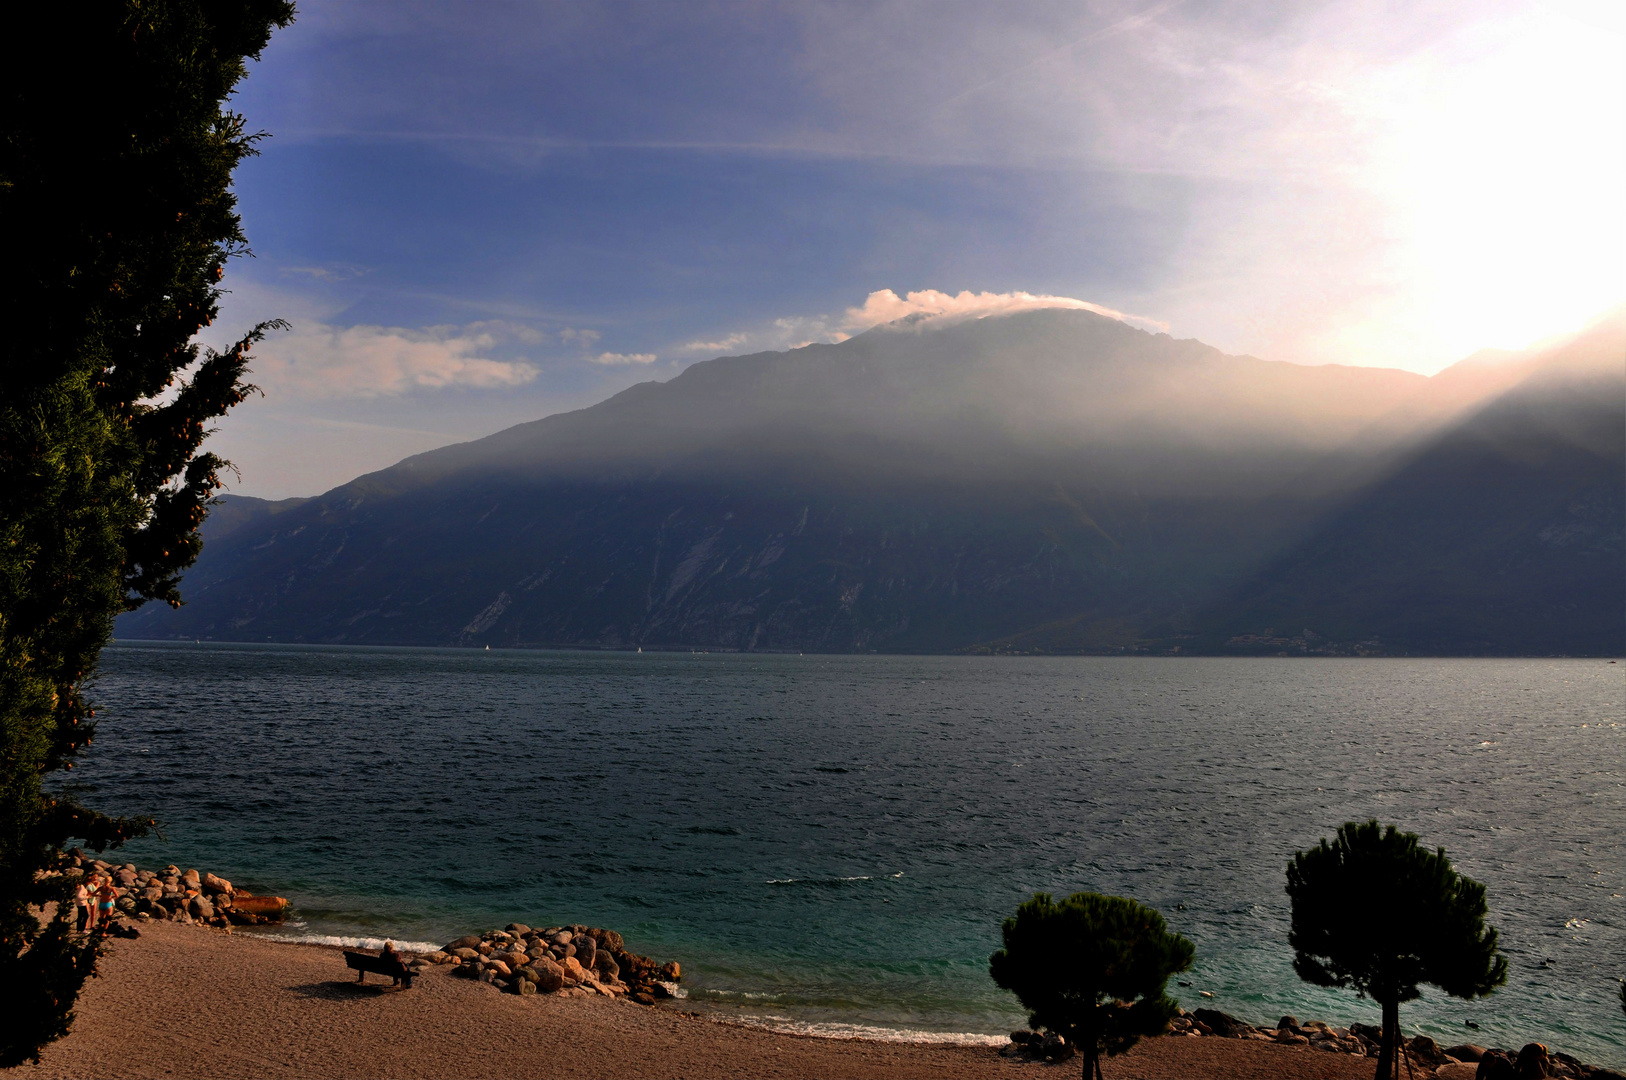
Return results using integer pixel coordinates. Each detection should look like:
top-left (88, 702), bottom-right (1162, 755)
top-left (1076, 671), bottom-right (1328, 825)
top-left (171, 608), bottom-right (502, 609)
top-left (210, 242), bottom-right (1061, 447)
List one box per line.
top-left (73, 642), bottom-right (1625, 1065)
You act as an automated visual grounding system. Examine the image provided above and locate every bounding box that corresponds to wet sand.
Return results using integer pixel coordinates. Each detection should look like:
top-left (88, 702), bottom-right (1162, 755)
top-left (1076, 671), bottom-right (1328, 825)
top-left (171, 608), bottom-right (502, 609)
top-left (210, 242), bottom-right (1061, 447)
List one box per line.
top-left (4, 921), bottom-right (1378, 1080)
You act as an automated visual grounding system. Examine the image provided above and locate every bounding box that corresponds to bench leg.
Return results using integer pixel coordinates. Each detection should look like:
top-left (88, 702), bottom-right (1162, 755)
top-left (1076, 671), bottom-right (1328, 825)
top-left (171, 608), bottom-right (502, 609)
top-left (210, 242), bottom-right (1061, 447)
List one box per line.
top-left (357, 970), bottom-right (366, 983)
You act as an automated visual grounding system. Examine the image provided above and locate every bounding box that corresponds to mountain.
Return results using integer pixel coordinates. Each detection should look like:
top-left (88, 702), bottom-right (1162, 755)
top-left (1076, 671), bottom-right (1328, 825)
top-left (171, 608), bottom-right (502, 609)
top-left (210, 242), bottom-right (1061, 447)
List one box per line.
top-left (115, 308), bottom-right (1625, 655)
top-left (1191, 316), bottom-right (1625, 656)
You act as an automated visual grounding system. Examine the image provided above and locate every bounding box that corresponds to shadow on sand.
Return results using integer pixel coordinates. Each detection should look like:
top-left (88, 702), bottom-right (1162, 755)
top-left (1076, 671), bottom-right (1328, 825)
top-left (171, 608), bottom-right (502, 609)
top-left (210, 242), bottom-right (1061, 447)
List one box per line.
top-left (286, 980), bottom-right (408, 1000)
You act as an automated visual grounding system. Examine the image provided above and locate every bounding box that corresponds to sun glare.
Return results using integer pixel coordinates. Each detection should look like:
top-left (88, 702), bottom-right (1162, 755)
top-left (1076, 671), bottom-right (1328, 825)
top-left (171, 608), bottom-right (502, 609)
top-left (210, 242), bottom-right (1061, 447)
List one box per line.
top-left (1379, 8), bottom-right (1625, 360)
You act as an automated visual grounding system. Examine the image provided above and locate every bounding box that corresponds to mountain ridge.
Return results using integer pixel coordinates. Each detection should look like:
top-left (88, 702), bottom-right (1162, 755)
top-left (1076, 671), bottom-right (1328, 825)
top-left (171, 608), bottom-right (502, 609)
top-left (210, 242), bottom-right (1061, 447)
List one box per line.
top-left (116, 307), bottom-right (1625, 655)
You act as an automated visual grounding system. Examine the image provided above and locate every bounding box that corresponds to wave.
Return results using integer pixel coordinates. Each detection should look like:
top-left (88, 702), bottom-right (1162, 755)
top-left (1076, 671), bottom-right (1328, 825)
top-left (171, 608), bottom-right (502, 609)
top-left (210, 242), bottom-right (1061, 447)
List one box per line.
top-left (246, 931), bottom-right (444, 953)
top-left (725, 1014), bottom-right (1005, 1046)
top-left (766, 872), bottom-right (904, 886)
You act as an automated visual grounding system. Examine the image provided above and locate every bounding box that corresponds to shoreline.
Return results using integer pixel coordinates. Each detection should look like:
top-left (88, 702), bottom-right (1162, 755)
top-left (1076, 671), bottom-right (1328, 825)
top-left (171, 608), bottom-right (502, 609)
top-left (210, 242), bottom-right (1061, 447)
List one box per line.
top-left (2, 920), bottom-right (1387, 1080)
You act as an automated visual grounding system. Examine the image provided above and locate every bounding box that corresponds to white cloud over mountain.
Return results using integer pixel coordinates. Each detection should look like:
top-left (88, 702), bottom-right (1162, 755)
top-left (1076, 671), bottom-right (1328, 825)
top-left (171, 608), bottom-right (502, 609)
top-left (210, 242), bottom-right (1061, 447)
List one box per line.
top-left (840, 289), bottom-right (1169, 334)
top-left (251, 321), bottom-right (539, 398)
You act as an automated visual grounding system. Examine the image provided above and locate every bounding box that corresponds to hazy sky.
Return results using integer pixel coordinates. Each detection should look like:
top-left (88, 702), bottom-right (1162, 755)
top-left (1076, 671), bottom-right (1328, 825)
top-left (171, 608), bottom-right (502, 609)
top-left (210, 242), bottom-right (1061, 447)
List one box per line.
top-left (201, 0), bottom-right (1625, 498)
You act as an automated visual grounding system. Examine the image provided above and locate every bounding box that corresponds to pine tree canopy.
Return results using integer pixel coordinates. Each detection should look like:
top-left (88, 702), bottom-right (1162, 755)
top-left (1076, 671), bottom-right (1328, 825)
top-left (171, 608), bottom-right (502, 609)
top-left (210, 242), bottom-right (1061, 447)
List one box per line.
top-left (990, 891), bottom-right (1194, 1078)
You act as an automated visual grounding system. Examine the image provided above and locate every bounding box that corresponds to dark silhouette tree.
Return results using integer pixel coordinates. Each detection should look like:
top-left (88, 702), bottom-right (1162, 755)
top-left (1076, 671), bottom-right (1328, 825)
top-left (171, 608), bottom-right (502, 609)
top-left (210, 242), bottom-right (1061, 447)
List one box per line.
top-left (0, 1), bottom-right (292, 1065)
top-left (1287, 821), bottom-right (1507, 1080)
top-left (990, 891), bottom-right (1195, 1080)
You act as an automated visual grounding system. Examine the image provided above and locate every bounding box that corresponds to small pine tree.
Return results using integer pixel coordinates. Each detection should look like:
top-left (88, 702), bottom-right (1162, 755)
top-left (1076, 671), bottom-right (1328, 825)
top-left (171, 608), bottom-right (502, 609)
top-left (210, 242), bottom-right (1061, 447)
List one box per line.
top-left (990, 892), bottom-right (1195, 1080)
top-left (1287, 821), bottom-right (1507, 1080)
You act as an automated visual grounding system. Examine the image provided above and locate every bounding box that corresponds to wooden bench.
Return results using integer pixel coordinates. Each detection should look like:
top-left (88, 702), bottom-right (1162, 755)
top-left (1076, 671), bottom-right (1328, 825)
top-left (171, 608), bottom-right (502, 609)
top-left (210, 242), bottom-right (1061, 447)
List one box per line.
top-left (343, 950), bottom-right (414, 989)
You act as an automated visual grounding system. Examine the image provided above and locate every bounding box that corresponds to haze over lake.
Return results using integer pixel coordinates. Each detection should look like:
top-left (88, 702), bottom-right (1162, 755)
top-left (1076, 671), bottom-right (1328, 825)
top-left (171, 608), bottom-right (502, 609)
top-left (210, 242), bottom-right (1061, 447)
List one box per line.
top-left (86, 641), bottom-right (1625, 1065)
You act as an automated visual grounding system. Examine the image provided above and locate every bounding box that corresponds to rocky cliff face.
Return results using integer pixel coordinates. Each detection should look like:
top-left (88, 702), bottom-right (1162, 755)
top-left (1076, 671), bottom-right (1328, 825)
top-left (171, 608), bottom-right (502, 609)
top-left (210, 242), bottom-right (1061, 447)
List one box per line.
top-left (117, 308), bottom-right (1626, 655)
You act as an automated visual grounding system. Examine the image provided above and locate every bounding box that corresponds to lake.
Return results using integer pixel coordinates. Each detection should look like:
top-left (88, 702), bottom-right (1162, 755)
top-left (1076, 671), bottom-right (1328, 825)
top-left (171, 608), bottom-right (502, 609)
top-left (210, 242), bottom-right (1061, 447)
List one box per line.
top-left (74, 642), bottom-right (1625, 1064)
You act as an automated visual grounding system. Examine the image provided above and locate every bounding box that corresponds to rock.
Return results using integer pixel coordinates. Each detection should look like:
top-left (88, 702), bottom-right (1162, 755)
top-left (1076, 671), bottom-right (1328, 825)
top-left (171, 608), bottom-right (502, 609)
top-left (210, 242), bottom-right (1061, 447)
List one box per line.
top-left (1479, 1051), bottom-right (1519, 1080)
top-left (1278, 1016), bottom-right (1300, 1031)
top-left (531, 958), bottom-right (565, 993)
top-left (551, 930), bottom-right (573, 946)
top-left (561, 956), bottom-right (586, 982)
top-left (506, 923), bottom-right (530, 935)
top-left (182, 869), bottom-right (200, 885)
top-left (598, 930), bottom-right (624, 952)
top-left (446, 935), bottom-right (482, 951)
top-left (594, 954), bottom-right (620, 981)
top-left (230, 896), bottom-right (288, 918)
top-left (420, 951), bottom-right (452, 965)
top-left (450, 947), bottom-right (480, 961)
top-left (1276, 1034), bottom-right (1310, 1047)
top-left (1040, 1032), bottom-right (1074, 1062)
top-left (201, 872), bottom-right (233, 895)
top-left (573, 937), bottom-right (596, 966)
top-left (498, 950), bottom-right (529, 970)
top-left (1516, 1044), bottom-right (1550, 1079)
top-left (115, 869), bottom-right (138, 887)
top-left (1448, 1046), bottom-right (1489, 1064)
top-left (189, 896), bottom-right (215, 919)
top-left (632, 992), bottom-right (656, 1006)
top-left (1192, 1009), bottom-right (1252, 1038)
top-left (486, 960), bottom-right (512, 977)
top-left (659, 961), bottom-right (682, 981)
top-left (516, 977), bottom-right (537, 996)
top-left (1437, 1065), bottom-right (1481, 1080)
top-left (1411, 1036), bottom-right (1445, 1064)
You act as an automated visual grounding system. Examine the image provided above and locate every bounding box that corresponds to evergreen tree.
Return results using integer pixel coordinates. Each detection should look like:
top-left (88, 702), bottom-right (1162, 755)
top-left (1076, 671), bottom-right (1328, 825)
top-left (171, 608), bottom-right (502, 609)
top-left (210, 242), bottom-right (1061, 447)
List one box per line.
top-left (0, 1), bottom-right (292, 1065)
top-left (990, 891), bottom-right (1195, 1080)
top-left (1287, 821), bottom-right (1507, 1080)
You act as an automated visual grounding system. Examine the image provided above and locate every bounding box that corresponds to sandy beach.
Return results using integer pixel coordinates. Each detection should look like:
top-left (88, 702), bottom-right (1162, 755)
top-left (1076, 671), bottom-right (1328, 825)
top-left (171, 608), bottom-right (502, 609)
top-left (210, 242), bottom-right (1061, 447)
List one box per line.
top-left (3, 921), bottom-right (1385, 1080)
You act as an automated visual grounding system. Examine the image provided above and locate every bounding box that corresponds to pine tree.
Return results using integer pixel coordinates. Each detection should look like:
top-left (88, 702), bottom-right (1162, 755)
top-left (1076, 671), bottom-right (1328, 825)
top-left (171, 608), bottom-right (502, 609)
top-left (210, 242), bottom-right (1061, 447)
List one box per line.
top-left (1287, 821), bottom-right (1507, 1080)
top-left (990, 891), bottom-right (1195, 1080)
top-left (0, 1), bottom-right (292, 1065)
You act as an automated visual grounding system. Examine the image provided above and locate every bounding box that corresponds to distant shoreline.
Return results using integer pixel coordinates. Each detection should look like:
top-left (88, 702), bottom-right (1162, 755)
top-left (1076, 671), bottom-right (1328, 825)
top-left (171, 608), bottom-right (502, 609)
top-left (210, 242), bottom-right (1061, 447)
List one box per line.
top-left (107, 637), bottom-right (1626, 660)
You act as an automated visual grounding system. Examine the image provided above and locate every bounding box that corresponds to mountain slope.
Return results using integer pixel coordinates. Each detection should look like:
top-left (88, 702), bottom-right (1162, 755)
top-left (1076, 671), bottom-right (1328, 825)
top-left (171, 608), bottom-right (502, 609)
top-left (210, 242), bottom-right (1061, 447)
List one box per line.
top-left (1192, 319), bottom-right (1625, 656)
top-left (115, 308), bottom-right (1623, 654)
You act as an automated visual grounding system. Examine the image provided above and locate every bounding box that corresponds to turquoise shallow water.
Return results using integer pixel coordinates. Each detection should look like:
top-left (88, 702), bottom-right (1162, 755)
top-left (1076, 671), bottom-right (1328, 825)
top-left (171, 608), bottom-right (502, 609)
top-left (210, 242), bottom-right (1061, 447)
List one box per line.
top-left (72, 643), bottom-right (1625, 1063)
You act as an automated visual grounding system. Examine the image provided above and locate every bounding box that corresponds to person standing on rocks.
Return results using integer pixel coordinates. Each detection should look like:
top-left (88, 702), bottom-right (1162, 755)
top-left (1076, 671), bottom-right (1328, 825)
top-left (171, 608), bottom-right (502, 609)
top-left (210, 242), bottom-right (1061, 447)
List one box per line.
top-left (74, 877), bottom-right (92, 933)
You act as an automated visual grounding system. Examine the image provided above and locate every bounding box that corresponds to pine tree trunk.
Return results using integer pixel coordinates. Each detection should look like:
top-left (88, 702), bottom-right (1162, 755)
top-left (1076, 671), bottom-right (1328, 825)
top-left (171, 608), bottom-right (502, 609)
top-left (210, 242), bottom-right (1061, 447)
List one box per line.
top-left (1374, 999), bottom-right (1400, 1080)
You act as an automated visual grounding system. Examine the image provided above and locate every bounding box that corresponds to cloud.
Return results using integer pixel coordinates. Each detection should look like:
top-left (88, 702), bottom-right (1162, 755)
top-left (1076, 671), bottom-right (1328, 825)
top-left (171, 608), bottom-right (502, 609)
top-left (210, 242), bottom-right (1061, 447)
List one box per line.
top-left (590, 351), bottom-right (659, 365)
top-left (840, 289), bottom-right (1169, 333)
top-left (251, 322), bottom-right (539, 397)
top-left (560, 327), bottom-right (601, 346)
top-left (681, 332), bottom-right (749, 353)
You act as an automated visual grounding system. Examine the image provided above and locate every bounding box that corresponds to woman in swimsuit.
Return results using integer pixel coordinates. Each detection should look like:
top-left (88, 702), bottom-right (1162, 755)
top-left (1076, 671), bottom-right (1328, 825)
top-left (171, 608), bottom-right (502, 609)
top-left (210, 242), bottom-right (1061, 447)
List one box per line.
top-left (93, 875), bottom-right (118, 930)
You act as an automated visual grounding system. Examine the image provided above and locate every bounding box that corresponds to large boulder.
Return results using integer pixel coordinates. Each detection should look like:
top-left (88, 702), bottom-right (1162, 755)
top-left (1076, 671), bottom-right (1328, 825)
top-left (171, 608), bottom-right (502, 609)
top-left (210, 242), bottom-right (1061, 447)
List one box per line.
top-left (1515, 1044), bottom-right (1550, 1079)
top-left (530, 958), bottom-right (565, 993)
top-left (1447, 1046), bottom-right (1488, 1063)
top-left (1192, 1009), bottom-right (1253, 1038)
top-left (201, 872), bottom-right (233, 895)
top-left (189, 896), bottom-right (215, 919)
top-left (446, 935), bottom-right (482, 951)
top-left (561, 956), bottom-right (586, 982)
top-left (573, 937), bottom-right (596, 969)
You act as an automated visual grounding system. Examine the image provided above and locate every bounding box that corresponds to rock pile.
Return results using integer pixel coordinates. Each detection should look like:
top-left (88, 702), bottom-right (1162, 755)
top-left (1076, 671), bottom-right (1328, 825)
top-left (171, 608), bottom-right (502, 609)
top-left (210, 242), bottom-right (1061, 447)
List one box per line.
top-left (403, 923), bottom-right (682, 1006)
top-left (62, 851), bottom-right (288, 930)
top-left (1000, 1013), bottom-right (1624, 1079)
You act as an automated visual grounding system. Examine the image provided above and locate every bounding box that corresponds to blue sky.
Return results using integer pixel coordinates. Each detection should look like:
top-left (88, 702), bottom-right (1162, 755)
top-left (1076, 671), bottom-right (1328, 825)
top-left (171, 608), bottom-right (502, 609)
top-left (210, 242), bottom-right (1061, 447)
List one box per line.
top-left (201, 1), bottom-right (1625, 497)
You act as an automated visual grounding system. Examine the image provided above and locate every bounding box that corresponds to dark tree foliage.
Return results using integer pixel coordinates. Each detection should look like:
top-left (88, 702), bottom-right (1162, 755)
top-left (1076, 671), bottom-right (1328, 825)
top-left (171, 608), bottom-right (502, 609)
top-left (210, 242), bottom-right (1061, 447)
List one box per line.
top-left (990, 892), bottom-right (1195, 1080)
top-left (0, 1), bottom-right (292, 1065)
top-left (1287, 821), bottom-right (1507, 1080)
